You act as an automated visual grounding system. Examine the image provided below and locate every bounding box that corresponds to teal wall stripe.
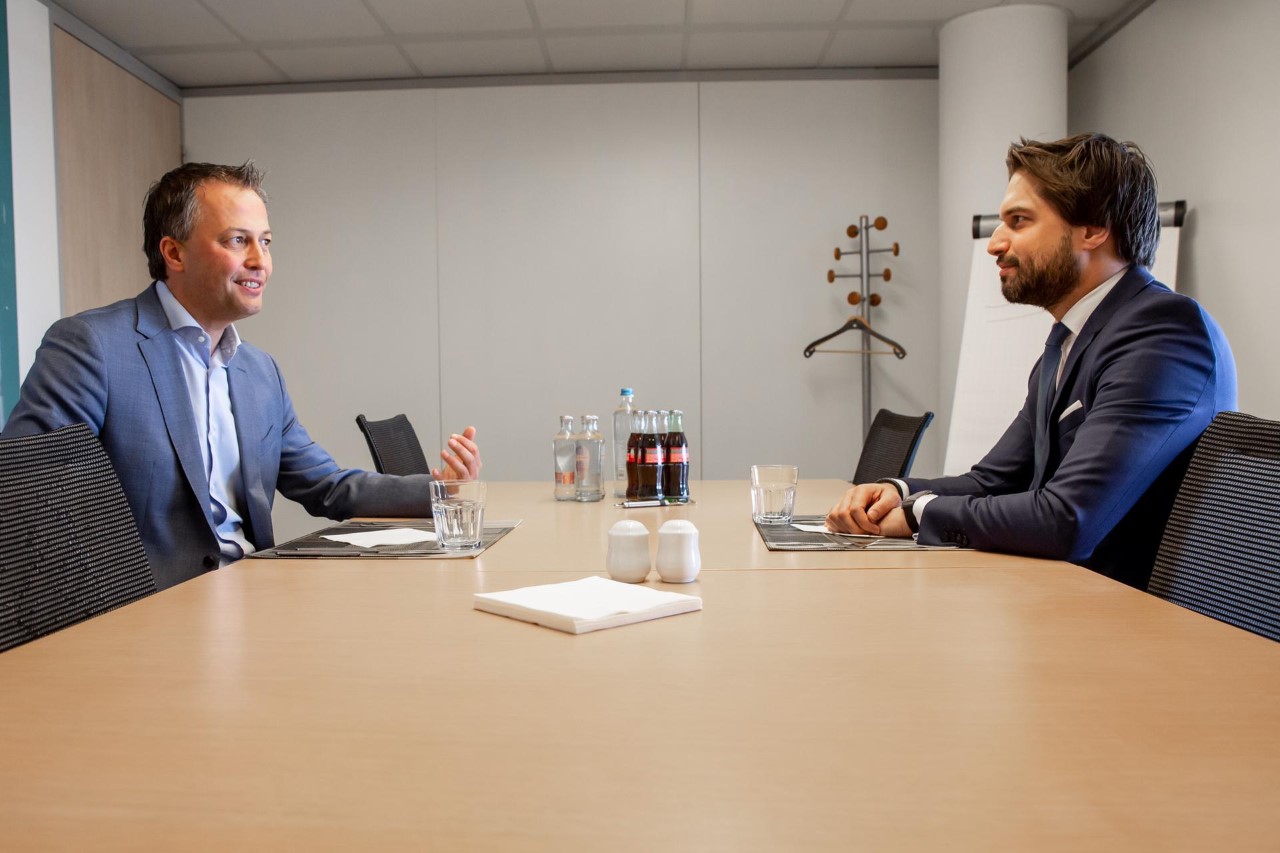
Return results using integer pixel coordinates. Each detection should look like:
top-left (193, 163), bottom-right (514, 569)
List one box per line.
top-left (0, 0), bottom-right (19, 423)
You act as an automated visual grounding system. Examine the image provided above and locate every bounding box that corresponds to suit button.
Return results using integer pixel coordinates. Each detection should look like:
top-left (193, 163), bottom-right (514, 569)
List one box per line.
top-left (203, 555), bottom-right (217, 569)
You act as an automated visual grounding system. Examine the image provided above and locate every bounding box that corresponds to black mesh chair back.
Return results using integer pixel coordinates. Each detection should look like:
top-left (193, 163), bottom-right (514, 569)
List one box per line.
top-left (852, 409), bottom-right (934, 483)
top-left (0, 423), bottom-right (156, 653)
top-left (355, 413), bottom-right (431, 476)
top-left (1148, 411), bottom-right (1280, 642)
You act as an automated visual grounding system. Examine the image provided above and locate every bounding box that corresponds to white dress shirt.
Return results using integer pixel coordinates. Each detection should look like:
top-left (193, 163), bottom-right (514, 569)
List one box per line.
top-left (155, 281), bottom-right (255, 565)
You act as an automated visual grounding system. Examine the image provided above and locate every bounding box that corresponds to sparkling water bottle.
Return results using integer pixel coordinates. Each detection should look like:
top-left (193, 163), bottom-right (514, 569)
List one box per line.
top-left (575, 415), bottom-right (605, 502)
top-left (611, 388), bottom-right (635, 497)
top-left (553, 415), bottom-right (576, 501)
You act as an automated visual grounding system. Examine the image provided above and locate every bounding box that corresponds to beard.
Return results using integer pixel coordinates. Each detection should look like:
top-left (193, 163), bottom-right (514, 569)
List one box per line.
top-left (999, 232), bottom-right (1079, 310)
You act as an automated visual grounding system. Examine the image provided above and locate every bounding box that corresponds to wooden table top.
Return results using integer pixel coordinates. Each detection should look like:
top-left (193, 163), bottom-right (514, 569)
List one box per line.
top-left (464, 479), bottom-right (1059, 573)
top-left (2, 482), bottom-right (1278, 850)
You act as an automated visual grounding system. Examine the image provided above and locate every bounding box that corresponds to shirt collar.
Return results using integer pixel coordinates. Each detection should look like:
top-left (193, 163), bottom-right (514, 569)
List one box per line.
top-left (1059, 266), bottom-right (1129, 337)
top-left (154, 280), bottom-right (241, 361)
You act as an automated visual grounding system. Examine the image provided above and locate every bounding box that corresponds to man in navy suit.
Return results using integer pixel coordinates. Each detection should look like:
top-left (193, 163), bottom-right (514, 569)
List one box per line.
top-left (2, 162), bottom-right (482, 590)
top-left (827, 134), bottom-right (1236, 589)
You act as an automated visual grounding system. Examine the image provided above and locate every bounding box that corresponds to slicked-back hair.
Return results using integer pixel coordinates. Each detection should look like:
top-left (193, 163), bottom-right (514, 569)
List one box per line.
top-left (1006, 133), bottom-right (1159, 268)
top-left (142, 161), bottom-right (267, 281)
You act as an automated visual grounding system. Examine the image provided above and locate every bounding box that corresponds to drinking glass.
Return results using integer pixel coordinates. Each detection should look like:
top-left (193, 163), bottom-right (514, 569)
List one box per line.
top-left (429, 479), bottom-right (486, 549)
top-left (750, 465), bottom-right (797, 524)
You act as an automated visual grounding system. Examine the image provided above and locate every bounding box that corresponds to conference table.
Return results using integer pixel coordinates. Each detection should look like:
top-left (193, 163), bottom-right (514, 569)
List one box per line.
top-left (2, 480), bottom-right (1278, 850)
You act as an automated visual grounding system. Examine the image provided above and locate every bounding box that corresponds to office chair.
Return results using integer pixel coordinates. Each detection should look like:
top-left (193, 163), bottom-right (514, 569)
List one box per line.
top-left (1147, 411), bottom-right (1280, 642)
top-left (0, 423), bottom-right (156, 653)
top-left (852, 409), bottom-right (935, 483)
top-left (355, 413), bottom-right (431, 476)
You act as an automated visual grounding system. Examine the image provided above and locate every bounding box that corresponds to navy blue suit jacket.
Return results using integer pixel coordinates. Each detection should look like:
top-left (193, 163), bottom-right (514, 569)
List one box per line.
top-left (2, 284), bottom-right (435, 590)
top-left (907, 267), bottom-right (1236, 589)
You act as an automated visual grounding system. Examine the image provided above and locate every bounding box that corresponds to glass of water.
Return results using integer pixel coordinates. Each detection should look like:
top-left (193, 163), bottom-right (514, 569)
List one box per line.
top-left (429, 479), bottom-right (486, 549)
top-left (750, 465), bottom-right (798, 524)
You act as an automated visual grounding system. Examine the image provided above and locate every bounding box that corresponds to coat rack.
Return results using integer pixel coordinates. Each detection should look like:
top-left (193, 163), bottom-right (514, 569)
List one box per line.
top-left (802, 214), bottom-right (906, 439)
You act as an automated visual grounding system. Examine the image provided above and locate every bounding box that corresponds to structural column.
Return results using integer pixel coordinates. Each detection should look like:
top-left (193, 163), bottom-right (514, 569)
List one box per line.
top-left (937, 4), bottom-right (1067, 470)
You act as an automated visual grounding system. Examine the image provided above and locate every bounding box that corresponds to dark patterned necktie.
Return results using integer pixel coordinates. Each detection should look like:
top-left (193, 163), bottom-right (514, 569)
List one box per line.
top-left (1034, 322), bottom-right (1071, 482)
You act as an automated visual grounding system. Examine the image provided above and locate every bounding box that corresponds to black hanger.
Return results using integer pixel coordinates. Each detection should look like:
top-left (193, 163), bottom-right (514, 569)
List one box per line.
top-left (803, 317), bottom-right (907, 359)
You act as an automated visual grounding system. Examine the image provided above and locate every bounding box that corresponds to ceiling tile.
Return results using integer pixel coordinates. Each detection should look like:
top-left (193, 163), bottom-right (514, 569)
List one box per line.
top-left (691, 0), bottom-right (846, 26)
top-left (841, 0), bottom-right (990, 25)
top-left (823, 26), bottom-right (937, 66)
top-left (364, 0), bottom-right (532, 34)
top-left (401, 38), bottom-right (548, 77)
top-left (202, 0), bottom-right (385, 41)
top-left (54, 0), bottom-right (240, 49)
top-left (546, 33), bottom-right (685, 72)
top-left (687, 30), bottom-right (829, 69)
top-left (534, 0), bottom-right (687, 30)
top-left (140, 49), bottom-right (287, 87)
top-left (263, 44), bottom-right (417, 82)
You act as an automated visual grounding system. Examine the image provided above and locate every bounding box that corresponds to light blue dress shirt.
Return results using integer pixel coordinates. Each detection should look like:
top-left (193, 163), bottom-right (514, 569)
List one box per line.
top-left (155, 281), bottom-right (255, 565)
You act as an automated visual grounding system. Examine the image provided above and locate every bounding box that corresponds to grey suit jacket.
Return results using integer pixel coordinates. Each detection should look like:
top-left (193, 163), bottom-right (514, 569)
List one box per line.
top-left (2, 284), bottom-right (434, 590)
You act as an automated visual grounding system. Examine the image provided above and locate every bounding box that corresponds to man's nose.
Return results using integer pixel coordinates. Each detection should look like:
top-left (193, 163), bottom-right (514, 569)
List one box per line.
top-left (246, 241), bottom-right (266, 268)
top-left (987, 225), bottom-right (1009, 257)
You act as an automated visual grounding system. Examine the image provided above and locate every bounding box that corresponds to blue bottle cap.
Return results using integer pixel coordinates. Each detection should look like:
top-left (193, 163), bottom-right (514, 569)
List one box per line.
top-left (620, 387), bottom-right (634, 396)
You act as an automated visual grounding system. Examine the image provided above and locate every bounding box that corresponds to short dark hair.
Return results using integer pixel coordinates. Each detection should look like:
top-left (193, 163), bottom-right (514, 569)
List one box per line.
top-left (1006, 133), bottom-right (1159, 268)
top-left (142, 162), bottom-right (267, 281)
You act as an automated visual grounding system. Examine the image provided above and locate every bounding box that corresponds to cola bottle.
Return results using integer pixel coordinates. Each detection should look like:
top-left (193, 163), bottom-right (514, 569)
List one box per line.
top-left (662, 409), bottom-right (689, 502)
top-left (625, 410), bottom-right (641, 499)
top-left (636, 410), bottom-right (665, 501)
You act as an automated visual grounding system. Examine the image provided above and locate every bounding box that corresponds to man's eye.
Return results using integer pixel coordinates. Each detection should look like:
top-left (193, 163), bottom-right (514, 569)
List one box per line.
top-left (261, 238), bottom-right (271, 249)
top-left (229, 236), bottom-right (246, 246)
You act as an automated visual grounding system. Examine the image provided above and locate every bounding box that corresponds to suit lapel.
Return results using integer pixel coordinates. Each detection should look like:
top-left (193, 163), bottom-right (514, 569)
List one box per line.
top-left (1050, 267), bottom-right (1152, 418)
top-left (227, 357), bottom-right (273, 547)
top-left (135, 286), bottom-right (216, 533)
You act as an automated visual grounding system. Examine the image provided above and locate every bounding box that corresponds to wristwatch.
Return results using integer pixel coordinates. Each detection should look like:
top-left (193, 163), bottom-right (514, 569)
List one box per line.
top-left (900, 490), bottom-right (932, 535)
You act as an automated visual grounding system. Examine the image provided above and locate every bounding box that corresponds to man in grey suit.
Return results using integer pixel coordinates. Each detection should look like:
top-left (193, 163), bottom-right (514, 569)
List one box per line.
top-left (2, 162), bottom-right (482, 590)
top-left (827, 134), bottom-right (1236, 589)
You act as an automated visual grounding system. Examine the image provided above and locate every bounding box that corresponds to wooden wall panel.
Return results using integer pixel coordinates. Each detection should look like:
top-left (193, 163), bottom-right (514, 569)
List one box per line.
top-left (53, 28), bottom-right (180, 316)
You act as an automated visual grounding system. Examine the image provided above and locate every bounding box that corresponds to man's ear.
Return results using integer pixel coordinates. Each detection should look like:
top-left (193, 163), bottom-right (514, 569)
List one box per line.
top-left (1079, 223), bottom-right (1110, 252)
top-left (159, 236), bottom-right (184, 275)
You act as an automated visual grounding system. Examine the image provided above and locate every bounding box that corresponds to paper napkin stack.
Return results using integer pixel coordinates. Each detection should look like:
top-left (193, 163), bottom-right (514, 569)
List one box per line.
top-left (474, 576), bottom-right (702, 634)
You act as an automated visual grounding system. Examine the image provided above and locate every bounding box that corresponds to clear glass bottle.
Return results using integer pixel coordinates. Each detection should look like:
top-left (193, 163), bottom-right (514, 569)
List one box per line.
top-left (575, 415), bottom-right (605, 502)
top-left (611, 388), bottom-right (635, 497)
top-left (553, 415), bottom-right (577, 501)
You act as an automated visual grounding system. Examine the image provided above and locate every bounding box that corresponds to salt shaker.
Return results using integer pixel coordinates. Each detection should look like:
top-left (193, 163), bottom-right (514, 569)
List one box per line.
top-left (655, 519), bottom-right (700, 583)
top-left (606, 520), bottom-right (651, 583)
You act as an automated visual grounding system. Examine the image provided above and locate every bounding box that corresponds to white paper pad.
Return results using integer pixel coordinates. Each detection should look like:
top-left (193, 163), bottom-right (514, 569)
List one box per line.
top-left (322, 528), bottom-right (436, 548)
top-left (474, 576), bottom-right (702, 635)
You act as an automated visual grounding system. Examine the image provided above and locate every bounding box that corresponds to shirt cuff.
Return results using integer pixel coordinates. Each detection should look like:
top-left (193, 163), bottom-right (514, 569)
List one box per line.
top-left (912, 493), bottom-right (937, 527)
top-left (875, 478), bottom-right (909, 498)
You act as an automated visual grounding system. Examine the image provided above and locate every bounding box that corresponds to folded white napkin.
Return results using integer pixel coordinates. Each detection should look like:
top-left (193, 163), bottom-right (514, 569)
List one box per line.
top-left (474, 575), bottom-right (702, 634)
top-left (322, 528), bottom-right (436, 547)
top-left (791, 522), bottom-right (876, 539)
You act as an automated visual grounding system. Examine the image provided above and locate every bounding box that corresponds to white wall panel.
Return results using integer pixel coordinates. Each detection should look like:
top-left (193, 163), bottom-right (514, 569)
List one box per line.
top-left (8, 0), bottom-right (60, 378)
top-left (1070, 0), bottom-right (1279, 420)
top-left (435, 83), bottom-right (701, 483)
top-left (699, 79), bottom-right (940, 481)
top-left (184, 77), bottom-right (941, 534)
top-left (185, 89), bottom-right (440, 540)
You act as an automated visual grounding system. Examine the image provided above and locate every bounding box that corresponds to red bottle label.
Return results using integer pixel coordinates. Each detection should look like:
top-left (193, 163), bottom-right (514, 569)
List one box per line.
top-left (643, 447), bottom-right (665, 464)
top-left (666, 447), bottom-right (688, 464)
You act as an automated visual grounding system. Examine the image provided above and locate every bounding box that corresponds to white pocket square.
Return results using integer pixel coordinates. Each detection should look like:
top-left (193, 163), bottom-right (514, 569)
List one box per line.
top-left (1059, 400), bottom-right (1084, 421)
